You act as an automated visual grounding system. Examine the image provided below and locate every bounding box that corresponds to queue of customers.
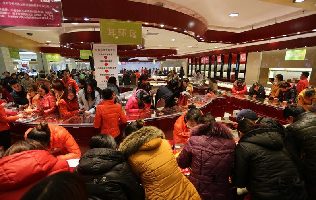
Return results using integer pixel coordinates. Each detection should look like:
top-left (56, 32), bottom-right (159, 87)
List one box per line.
top-left (0, 105), bottom-right (315, 200)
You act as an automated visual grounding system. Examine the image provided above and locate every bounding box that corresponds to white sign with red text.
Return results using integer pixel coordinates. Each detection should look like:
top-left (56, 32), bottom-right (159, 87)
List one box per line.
top-left (93, 44), bottom-right (118, 89)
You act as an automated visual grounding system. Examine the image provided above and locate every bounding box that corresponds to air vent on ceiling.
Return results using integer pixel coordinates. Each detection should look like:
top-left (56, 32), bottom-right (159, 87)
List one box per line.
top-left (145, 30), bottom-right (159, 36)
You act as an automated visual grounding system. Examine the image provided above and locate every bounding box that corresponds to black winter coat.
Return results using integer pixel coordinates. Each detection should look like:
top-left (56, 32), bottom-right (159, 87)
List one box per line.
top-left (249, 85), bottom-right (266, 99)
top-left (234, 127), bottom-right (307, 200)
top-left (286, 112), bottom-right (316, 184)
top-left (76, 148), bottom-right (144, 200)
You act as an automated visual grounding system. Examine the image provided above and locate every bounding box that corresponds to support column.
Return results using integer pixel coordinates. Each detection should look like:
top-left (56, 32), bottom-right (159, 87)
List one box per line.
top-left (0, 47), bottom-right (16, 74)
top-left (245, 52), bottom-right (262, 85)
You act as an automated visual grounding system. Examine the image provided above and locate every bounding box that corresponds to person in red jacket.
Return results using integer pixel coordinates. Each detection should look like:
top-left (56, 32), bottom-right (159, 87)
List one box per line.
top-left (62, 69), bottom-right (79, 92)
top-left (232, 79), bottom-right (247, 95)
top-left (296, 72), bottom-right (310, 94)
top-left (0, 140), bottom-right (69, 200)
top-left (173, 105), bottom-right (203, 145)
top-left (94, 88), bottom-right (127, 138)
top-left (52, 80), bottom-right (79, 119)
top-left (37, 84), bottom-right (56, 115)
top-left (0, 102), bottom-right (21, 150)
top-left (25, 122), bottom-right (81, 160)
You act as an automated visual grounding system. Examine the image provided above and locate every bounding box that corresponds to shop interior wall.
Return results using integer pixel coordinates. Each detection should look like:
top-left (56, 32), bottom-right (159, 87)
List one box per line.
top-left (160, 59), bottom-right (188, 76)
top-left (258, 47), bottom-right (316, 86)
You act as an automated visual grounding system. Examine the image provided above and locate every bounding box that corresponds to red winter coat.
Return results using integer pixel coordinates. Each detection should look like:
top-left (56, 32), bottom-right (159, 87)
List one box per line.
top-left (173, 114), bottom-right (190, 144)
top-left (58, 99), bottom-right (79, 119)
top-left (25, 124), bottom-right (81, 160)
top-left (62, 77), bottom-right (79, 92)
top-left (37, 93), bottom-right (56, 115)
top-left (232, 81), bottom-right (247, 95)
top-left (94, 99), bottom-right (127, 138)
top-left (177, 123), bottom-right (236, 200)
top-left (0, 150), bottom-right (69, 200)
top-left (296, 78), bottom-right (309, 94)
top-left (0, 104), bottom-right (18, 132)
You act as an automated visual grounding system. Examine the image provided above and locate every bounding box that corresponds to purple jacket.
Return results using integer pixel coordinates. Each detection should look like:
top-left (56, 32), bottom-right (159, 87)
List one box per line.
top-left (177, 122), bottom-right (236, 200)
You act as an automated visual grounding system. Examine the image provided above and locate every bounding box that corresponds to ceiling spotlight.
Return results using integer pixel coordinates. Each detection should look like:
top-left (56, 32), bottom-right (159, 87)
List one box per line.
top-left (293, 0), bottom-right (304, 3)
top-left (229, 12), bottom-right (239, 17)
top-left (173, 27), bottom-right (178, 30)
top-left (184, 30), bottom-right (188, 33)
top-left (46, 40), bottom-right (51, 43)
top-left (187, 45), bottom-right (193, 48)
top-left (171, 38), bottom-right (175, 42)
top-left (160, 24), bottom-right (165, 28)
top-left (71, 22), bottom-right (78, 25)
top-left (83, 17), bottom-right (90, 21)
top-left (144, 22), bottom-right (149, 25)
top-left (80, 42), bottom-right (84, 44)
top-left (188, 21), bottom-right (195, 28)
top-left (313, 29), bottom-right (316, 32)
top-left (297, 32), bottom-right (301, 34)
top-left (214, 47), bottom-right (218, 49)
top-left (271, 36), bottom-right (275, 39)
top-left (63, 18), bottom-right (68, 21)
top-left (282, 34), bottom-right (287, 37)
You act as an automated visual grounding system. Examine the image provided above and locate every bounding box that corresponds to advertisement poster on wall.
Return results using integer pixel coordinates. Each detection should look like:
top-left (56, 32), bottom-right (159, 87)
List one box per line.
top-left (93, 44), bottom-right (118, 89)
top-left (0, 0), bottom-right (62, 27)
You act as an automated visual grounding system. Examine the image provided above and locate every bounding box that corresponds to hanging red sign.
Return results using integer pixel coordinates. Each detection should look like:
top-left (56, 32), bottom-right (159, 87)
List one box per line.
top-left (201, 56), bottom-right (209, 64)
top-left (217, 55), bottom-right (222, 63)
top-left (240, 53), bottom-right (247, 63)
top-left (0, 0), bottom-right (62, 27)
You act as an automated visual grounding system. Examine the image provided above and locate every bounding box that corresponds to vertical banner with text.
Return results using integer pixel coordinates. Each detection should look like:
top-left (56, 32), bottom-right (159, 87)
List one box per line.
top-left (93, 44), bottom-right (118, 90)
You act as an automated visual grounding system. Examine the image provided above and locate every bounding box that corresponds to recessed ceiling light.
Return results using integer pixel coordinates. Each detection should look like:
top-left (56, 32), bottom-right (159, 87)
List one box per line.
top-left (229, 13), bottom-right (239, 17)
top-left (173, 27), bottom-right (178, 30)
top-left (160, 24), bottom-right (165, 28)
top-left (46, 40), bottom-right (51, 43)
top-left (63, 18), bottom-right (68, 21)
top-left (242, 42), bottom-right (247, 44)
top-left (305, 46), bottom-right (307, 47)
top-left (184, 30), bottom-right (188, 33)
top-left (297, 32), bottom-right (301, 34)
top-left (80, 42), bottom-right (84, 44)
top-left (282, 34), bottom-right (287, 37)
top-left (171, 38), bottom-right (175, 42)
top-left (188, 21), bottom-right (195, 28)
top-left (144, 22), bottom-right (149, 25)
top-left (293, 0), bottom-right (304, 3)
top-left (187, 45), bottom-right (193, 48)
top-left (71, 23), bottom-right (78, 25)
top-left (312, 29), bottom-right (316, 32)
top-left (271, 36), bottom-right (275, 39)
top-left (83, 17), bottom-right (89, 21)
top-left (214, 47), bottom-right (218, 49)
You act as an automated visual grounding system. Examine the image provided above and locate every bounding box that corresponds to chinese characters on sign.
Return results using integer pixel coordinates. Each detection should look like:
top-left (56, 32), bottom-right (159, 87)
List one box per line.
top-left (100, 19), bottom-right (142, 45)
top-left (0, 0), bottom-right (61, 27)
top-left (240, 53), bottom-right (247, 63)
top-left (93, 44), bottom-right (118, 90)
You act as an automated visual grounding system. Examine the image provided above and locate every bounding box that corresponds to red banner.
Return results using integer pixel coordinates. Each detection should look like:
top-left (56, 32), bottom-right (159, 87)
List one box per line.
top-left (240, 53), bottom-right (247, 63)
top-left (0, 0), bottom-right (62, 27)
top-left (201, 56), bottom-right (209, 64)
top-left (217, 55), bottom-right (222, 63)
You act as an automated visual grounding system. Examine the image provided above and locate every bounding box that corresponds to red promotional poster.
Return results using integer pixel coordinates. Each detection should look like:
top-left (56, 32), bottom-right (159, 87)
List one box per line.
top-left (0, 0), bottom-right (62, 27)
top-left (201, 56), bottom-right (209, 64)
top-left (217, 55), bottom-right (222, 63)
top-left (240, 53), bottom-right (247, 63)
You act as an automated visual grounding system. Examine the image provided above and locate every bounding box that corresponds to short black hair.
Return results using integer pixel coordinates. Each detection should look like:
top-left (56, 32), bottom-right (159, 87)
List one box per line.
top-left (89, 134), bottom-right (117, 149)
top-left (305, 88), bottom-right (315, 98)
top-left (102, 88), bottom-right (113, 100)
top-left (107, 76), bottom-right (117, 85)
top-left (9, 79), bottom-right (19, 86)
top-left (27, 123), bottom-right (51, 147)
top-left (283, 105), bottom-right (305, 119)
top-left (185, 105), bottom-right (202, 122)
top-left (302, 72), bottom-right (310, 78)
top-left (21, 172), bottom-right (87, 200)
top-left (275, 74), bottom-right (284, 81)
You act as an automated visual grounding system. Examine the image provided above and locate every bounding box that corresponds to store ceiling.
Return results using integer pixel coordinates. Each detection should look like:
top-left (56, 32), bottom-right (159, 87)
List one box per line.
top-left (2, 0), bottom-right (316, 57)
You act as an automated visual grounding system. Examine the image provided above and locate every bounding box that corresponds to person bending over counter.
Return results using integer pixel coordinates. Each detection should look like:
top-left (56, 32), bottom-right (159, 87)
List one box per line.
top-left (78, 81), bottom-right (101, 115)
top-left (125, 89), bottom-right (151, 113)
top-left (25, 122), bottom-right (81, 160)
top-left (94, 89), bottom-right (127, 138)
top-left (297, 87), bottom-right (316, 112)
top-left (173, 105), bottom-right (203, 144)
top-left (249, 82), bottom-right (266, 99)
top-left (155, 79), bottom-right (180, 108)
top-left (37, 84), bottom-right (56, 115)
top-left (9, 79), bottom-right (29, 107)
top-left (232, 79), bottom-right (247, 95)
